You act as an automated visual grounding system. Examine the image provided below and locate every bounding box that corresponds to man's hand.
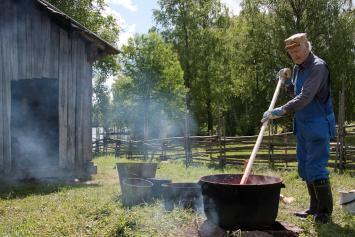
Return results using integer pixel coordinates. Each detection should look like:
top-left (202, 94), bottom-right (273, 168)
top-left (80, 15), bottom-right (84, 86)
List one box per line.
top-left (279, 68), bottom-right (291, 84)
top-left (261, 106), bottom-right (286, 123)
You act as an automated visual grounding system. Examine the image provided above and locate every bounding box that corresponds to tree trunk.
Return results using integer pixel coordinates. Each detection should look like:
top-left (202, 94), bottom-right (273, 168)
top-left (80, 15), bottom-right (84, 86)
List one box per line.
top-left (182, 3), bottom-right (192, 112)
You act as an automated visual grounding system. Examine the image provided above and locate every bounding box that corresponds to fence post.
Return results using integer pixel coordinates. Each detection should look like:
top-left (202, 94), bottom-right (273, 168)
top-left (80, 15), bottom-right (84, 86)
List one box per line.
top-left (161, 141), bottom-right (167, 161)
top-left (222, 116), bottom-right (227, 167)
top-left (143, 139), bottom-right (148, 160)
top-left (336, 89), bottom-right (346, 173)
top-left (115, 140), bottom-right (120, 157)
top-left (103, 137), bottom-right (107, 155)
top-left (184, 109), bottom-right (192, 167)
top-left (127, 140), bottom-right (132, 159)
top-left (284, 135), bottom-right (288, 168)
top-left (335, 97), bottom-right (340, 172)
top-left (268, 121), bottom-right (275, 168)
top-left (217, 108), bottom-right (225, 168)
top-left (209, 130), bottom-right (213, 160)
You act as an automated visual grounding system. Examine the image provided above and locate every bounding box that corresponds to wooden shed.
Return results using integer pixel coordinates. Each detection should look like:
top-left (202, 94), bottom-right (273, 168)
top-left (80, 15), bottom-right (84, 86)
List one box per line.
top-left (0, 0), bottom-right (119, 180)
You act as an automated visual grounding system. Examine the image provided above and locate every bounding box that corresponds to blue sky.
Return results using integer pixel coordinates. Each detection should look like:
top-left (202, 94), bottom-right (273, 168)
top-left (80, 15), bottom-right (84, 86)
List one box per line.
top-left (105, 0), bottom-right (242, 47)
top-left (105, 0), bottom-right (159, 46)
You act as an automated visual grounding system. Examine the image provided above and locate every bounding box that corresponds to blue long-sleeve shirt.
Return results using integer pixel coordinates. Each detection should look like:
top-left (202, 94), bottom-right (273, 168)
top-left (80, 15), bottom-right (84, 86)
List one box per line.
top-left (283, 52), bottom-right (330, 113)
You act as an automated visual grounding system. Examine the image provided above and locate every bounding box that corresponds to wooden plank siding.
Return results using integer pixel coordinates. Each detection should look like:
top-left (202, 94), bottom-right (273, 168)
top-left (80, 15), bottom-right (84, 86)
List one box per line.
top-left (0, 0), bottom-right (100, 176)
top-left (67, 36), bottom-right (77, 170)
top-left (58, 28), bottom-right (70, 169)
top-left (0, 0), bottom-right (4, 172)
top-left (0, 0), bottom-right (16, 173)
top-left (83, 60), bottom-right (93, 164)
top-left (75, 37), bottom-right (84, 169)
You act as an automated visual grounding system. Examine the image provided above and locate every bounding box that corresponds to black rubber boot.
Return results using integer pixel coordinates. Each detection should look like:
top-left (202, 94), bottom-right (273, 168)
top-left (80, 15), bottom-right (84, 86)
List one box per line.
top-left (313, 179), bottom-right (333, 224)
top-left (294, 182), bottom-right (318, 218)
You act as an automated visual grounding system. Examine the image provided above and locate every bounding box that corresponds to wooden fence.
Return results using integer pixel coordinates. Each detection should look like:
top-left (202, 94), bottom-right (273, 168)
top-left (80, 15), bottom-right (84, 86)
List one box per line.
top-left (92, 124), bottom-right (355, 172)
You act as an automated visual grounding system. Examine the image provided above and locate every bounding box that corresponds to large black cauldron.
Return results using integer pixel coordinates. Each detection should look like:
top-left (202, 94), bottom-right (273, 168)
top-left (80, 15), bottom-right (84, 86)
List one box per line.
top-left (199, 174), bottom-right (284, 230)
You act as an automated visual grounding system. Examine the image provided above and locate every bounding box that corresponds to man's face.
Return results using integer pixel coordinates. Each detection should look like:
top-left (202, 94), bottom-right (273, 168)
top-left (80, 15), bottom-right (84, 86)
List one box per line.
top-left (287, 44), bottom-right (310, 65)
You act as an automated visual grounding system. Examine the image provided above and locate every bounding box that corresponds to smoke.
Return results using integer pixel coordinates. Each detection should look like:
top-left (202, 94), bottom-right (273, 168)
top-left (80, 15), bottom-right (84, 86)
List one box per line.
top-left (201, 193), bottom-right (220, 228)
top-left (11, 78), bottom-right (60, 180)
top-left (114, 98), bottom-right (198, 140)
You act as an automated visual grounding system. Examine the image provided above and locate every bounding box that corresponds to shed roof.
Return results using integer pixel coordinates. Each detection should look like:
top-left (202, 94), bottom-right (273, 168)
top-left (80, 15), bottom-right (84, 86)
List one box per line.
top-left (35, 0), bottom-right (120, 57)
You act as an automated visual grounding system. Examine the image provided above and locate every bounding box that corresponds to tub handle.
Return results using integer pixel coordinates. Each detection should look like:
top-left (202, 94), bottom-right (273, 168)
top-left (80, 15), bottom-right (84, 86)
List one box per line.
top-left (281, 183), bottom-right (286, 188)
top-left (340, 199), bottom-right (355, 206)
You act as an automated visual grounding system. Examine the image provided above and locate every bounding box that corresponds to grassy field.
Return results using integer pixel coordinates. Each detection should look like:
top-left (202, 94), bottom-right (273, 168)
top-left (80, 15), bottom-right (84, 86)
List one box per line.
top-left (0, 156), bottom-right (354, 237)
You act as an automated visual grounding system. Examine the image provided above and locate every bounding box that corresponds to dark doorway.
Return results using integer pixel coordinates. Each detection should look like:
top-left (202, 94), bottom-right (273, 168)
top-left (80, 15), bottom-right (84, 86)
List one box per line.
top-left (11, 78), bottom-right (59, 177)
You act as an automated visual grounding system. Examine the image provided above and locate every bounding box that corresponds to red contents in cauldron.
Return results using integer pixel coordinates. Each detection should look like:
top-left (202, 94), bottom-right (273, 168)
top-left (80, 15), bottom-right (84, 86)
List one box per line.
top-left (200, 174), bottom-right (282, 185)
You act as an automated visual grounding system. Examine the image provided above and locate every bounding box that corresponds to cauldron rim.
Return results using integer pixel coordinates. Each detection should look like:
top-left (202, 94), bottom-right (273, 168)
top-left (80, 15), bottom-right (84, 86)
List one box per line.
top-left (116, 162), bottom-right (157, 166)
top-left (161, 182), bottom-right (200, 189)
top-left (122, 178), bottom-right (153, 188)
top-left (199, 174), bottom-right (283, 186)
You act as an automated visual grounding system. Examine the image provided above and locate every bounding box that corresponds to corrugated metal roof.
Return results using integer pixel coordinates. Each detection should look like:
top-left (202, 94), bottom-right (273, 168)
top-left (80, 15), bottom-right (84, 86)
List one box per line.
top-left (35, 0), bottom-right (120, 57)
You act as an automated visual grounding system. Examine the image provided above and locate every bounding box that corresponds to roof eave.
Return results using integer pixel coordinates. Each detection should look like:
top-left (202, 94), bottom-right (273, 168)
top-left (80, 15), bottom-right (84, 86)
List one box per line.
top-left (36, 0), bottom-right (120, 58)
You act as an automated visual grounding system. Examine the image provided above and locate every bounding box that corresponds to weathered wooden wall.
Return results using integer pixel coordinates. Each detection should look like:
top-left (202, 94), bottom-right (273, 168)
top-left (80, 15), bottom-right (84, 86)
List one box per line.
top-left (0, 0), bottom-right (93, 175)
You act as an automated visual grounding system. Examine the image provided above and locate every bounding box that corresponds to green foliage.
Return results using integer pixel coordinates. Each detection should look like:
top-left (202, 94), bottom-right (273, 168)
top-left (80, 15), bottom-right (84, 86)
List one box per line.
top-left (92, 76), bottom-right (111, 129)
top-left (153, 0), bottom-right (354, 135)
top-left (224, 4), bottom-right (282, 135)
top-left (155, 0), bottom-right (235, 134)
top-left (112, 32), bottom-right (186, 139)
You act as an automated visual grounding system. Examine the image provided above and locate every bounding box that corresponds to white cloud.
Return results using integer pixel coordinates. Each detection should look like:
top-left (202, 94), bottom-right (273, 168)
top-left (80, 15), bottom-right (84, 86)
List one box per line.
top-left (102, 4), bottom-right (136, 47)
top-left (118, 23), bottom-right (136, 47)
top-left (102, 5), bottom-right (123, 24)
top-left (108, 0), bottom-right (138, 12)
top-left (221, 0), bottom-right (242, 16)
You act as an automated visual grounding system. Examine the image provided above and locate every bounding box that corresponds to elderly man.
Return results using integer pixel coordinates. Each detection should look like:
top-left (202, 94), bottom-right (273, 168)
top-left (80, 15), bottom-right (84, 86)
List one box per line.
top-left (262, 33), bottom-right (336, 224)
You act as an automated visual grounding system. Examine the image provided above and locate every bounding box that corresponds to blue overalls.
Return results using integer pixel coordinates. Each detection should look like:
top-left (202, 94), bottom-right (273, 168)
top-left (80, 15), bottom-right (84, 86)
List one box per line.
top-left (293, 67), bottom-right (336, 182)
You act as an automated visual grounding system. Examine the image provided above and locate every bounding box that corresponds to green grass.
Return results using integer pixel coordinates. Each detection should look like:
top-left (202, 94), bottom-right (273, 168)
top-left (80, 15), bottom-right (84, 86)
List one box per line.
top-left (0, 156), bottom-right (354, 236)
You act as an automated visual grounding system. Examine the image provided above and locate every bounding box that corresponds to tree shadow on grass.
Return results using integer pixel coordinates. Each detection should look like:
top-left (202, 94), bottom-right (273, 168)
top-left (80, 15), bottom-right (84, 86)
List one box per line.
top-left (315, 221), bottom-right (355, 237)
top-left (0, 178), bottom-right (101, 200)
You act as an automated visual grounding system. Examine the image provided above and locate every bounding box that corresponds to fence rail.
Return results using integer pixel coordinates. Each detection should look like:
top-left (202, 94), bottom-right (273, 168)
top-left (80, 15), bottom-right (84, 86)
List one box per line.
top-left (92, 124), bottom-right (355, 172)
